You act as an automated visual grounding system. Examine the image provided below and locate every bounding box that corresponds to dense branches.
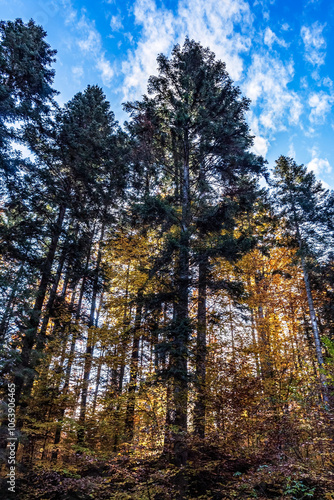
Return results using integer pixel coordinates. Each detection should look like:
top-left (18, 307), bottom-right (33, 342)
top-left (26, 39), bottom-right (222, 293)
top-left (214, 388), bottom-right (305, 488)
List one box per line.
top-left (0, 24), bottom-right (333, 499)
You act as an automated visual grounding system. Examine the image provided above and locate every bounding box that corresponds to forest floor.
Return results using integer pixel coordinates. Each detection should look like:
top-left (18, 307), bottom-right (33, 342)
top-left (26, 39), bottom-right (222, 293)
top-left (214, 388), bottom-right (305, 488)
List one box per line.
top-left (1, 445), bottom-right (334, 500)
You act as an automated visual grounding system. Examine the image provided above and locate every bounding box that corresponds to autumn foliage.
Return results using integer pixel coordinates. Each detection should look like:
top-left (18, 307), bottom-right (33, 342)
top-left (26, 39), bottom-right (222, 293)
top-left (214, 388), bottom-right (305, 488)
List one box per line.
top-left (0, 21), bottom-right (334, 499)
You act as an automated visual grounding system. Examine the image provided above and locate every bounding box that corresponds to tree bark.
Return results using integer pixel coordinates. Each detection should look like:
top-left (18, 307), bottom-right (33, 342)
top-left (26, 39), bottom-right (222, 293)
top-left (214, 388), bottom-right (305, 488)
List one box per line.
top-left (15, 203), bottom-right (66, 406)
top-left (301, 255), bottom-right (329, 406)
top-left (77, 224), bottom-right (105, 445)
top-left (52, 290), bottom-right (79, 460)
top-left (37, 236), bottom-right (68, 350)
top-left (194, 255), bottom-right (207, 439)
top-left (0, 264), bottom-right (24, 344)
top-left (124, 297), bottom-right (143, 442)
top-left (113, 265), bottom-right (131, 452)
top-left (167, 155), bottom-right (190, 466)
top-left (37, 223), bottom-right (78, 346)
top-left (293, 209), bottom-right (330, 406)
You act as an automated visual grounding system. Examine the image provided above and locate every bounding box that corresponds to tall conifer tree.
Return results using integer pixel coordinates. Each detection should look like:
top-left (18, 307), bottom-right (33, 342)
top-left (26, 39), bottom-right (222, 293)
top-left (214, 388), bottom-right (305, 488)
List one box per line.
top-left (125, 39), bottom-right (265, 464)
top-left (272, 156), bottom-right (334, 406)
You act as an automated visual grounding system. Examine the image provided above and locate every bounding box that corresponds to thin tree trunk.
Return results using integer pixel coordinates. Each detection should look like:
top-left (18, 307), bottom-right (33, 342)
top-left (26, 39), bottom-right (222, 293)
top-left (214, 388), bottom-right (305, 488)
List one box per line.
top-left (77, 329), bottom-right (95, 445)
top-left (167, 154), bottom-right (190, 466)
top-left (194, 255), bottom-right (207, 439)
top-left (292, 208), bottom-right (330, 406)
top-left (37, 223), bottom-right (78, 346)
top-left (113, 265), bottom-right (131, 452)
top-left (0, 264), bottom-right (24, 344)
top-left (15, 204), bottom-right (66, 405)
top-left (92, 354), bottom-right (103, 415)
top-left (255, 273), bottom-right (273, 381)
top-left (250, 308), bottom-right (261, 377)
top-left (124, 297), bottom-right (143, 442)
top-left (51, 321), bottom-right (78, 458)
top-left (77, 224), bottom-right (105, 445)
top-left (37, 236), bottom-right (69, 350)
top-left (91, 295), bottom-right (104, 414)
top-left (301, 256), bottom-right (329, 406)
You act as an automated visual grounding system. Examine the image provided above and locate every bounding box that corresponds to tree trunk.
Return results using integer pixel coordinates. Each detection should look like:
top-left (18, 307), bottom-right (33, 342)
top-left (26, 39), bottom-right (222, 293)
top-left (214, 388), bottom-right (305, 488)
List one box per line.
top-left (112, 267), bottom-right (132, 452)
top-left (194, 255), bottom-right (207, 439)
top-left (167, 156), bottom-right (190, 466)
top-left (77, 328), bottom-right (95, 445)
top-left (301, 256), bottom-right (329, 406)
top-left (77, 224), bottom-right (105, 445)
top-left (0, 264), bottom-right (24, 344)
top-left (255, 273), bottom-right (273, 381)
top-left (52, 290), bottom-right (79, 460)
top-left (92, 353), bottom-right (103, 415)
top-left (124, 297), bottom-right (143, 443)
top-left (15, 203), bottom-right (66, 406)
top-left (37, 223), bottom-right (78, 346)
top-left (293, 211), bottom-right (330, 406)
top-left (37, 236), bottom-right (68, 350)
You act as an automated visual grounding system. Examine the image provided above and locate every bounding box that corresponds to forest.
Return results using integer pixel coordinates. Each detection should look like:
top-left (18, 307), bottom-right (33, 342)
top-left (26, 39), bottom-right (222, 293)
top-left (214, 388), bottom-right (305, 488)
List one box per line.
top-left (0, 18), bottom-right (334, 500)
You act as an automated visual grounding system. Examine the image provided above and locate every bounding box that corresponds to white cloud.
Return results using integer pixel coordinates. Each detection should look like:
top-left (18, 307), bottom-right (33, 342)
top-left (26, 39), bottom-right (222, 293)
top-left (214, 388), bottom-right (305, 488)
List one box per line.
top-left (306, 147), bottom-right (333, 187)
top-left (320, 179), bottom-right (332, 189)
top-left (63, 11), bottom-right (115, 87)
top-left (251, 135), bottom-right (268, 157)
top-left (301, 22), bottom-right (326, 67)
top-left (110, 14), bottom-right (123, 31)
top-left (96, 56), bottom-right (114, 86)
top-left (322, 77), bottom-right (333, 89)
top-left (121, 0), bottom-right (176, 99)
top-left (307, 157), bottom-right (332, 176)
top-left (253, 0), bottom-right (275, 21)
top-left (264, 27), bottom-right (288, 48)
top-left (288, 142), bottom-right (296, 158)
top-left (77, 16), bottom-right (102, 55)
top-left (72, 66), bottom-right (84, 78)
top-left (308, 91), bottom-right (333, 123)
top-left (121, 0), bottom-right (253, 100)
top-left (289, 99), bottom-right (303, 125)
top-left (62, 0), bottom-right (77, 25)
top-left (243, 54), bottom-right (301, 132)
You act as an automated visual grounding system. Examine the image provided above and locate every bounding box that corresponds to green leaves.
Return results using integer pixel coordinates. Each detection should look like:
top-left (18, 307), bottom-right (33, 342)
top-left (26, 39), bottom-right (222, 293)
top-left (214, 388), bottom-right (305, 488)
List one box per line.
top-left (284, 477), bottom-right (316, 499)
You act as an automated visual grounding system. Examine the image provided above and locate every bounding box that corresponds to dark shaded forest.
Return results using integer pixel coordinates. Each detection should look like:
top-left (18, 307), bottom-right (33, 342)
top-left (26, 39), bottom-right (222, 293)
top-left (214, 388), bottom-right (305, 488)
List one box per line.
top-left (1, 18), bottom-right (334, 500)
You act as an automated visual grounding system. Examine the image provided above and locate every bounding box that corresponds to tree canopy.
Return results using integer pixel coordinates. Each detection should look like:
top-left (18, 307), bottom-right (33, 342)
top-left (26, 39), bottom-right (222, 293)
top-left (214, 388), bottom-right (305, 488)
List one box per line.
top-left (0, 21), bottom-right (334, 500)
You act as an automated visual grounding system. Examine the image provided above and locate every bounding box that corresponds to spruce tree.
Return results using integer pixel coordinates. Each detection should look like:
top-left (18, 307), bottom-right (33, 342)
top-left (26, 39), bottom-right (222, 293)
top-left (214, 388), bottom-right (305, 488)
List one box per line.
top-left (10, 85), bottom-right (126, 409)
top-left (0, 18), bottom-right (57, 168)
top-left (125, 39), bottom-right (265, 465)
top-left (272, 155), bottom-right (334, 406)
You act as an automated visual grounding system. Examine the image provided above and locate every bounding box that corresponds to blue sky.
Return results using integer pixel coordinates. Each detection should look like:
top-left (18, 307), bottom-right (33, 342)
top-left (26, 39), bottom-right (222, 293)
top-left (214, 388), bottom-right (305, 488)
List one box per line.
top-left (1, 0), bottom-right (334, 188)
